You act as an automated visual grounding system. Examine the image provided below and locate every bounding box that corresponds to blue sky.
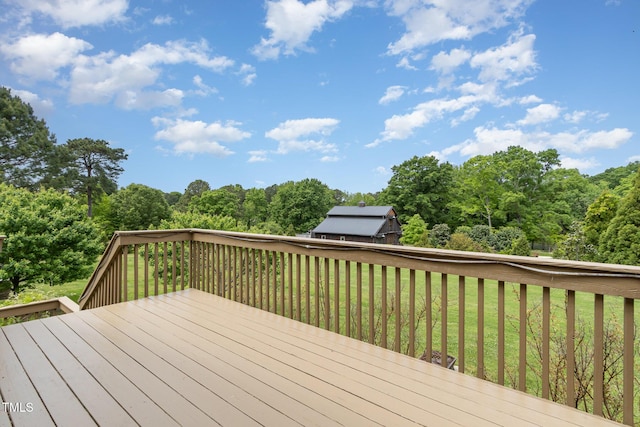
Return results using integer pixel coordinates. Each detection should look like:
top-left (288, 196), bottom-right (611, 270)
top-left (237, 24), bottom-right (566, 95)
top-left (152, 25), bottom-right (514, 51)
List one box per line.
top-left (1, 0), bottom-right (638, 194)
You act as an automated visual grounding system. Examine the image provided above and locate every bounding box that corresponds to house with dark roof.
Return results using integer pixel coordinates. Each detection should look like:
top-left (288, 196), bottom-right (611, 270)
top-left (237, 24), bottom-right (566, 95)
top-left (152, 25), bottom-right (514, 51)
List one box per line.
top-left (311, 203), bottom-right (402, 245)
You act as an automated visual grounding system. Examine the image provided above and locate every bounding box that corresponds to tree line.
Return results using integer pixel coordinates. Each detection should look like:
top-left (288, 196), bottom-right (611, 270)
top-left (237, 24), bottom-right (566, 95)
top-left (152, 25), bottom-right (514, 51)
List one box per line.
top-left (1, 86), bottom-right (639, 295)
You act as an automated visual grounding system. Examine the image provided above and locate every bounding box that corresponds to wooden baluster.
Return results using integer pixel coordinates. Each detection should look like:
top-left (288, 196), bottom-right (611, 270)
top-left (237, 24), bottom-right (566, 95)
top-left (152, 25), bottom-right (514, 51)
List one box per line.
top-left (458, 275), bottom-right (465, 373)
top-left (314, 256), bottom-right (320, 328)
top-left (356, 262), bottom-right (363, 341)
top-left (593, 293), bottom-right (604, 416)
top-left (171, 241), bottom-right (177, 293)
top-left (122, 245), bottom-right (128, 302)
top-left (287, 253), bottom-right (293, 318)
top-left (381, 265), bottom-right (388, 349)
top-left (542, 286), bottom-right (550, 399)
top-left (409, 269), bottom-right (416, 358)
top-left (258, 250), bottom-right (264, 310)
top-left (368, 264), bottom-right (374, 344)
top-left (134, 245), bottom-right (139, 300)
top-left (623, 297), bottom-right (635, 426)
top-left (305, 255), bottom-right (311, 324)
top-left (180, 241), bottom-right (185, 291)
top-left (154, 243), bottom-right (159, 295)
top-left (425, 271), bottom-right (432, 364)
top-left (498, 280), bottom-right (505, 385)
top-left (519, 283), bottom-right (527, 392)
top-left (345, 261), bottom-right (351, 338)
top-left (324, 257), bottom-right (330, 330)
top-left (334, 259), bottom-right (340, 333)
top-left (394, 267), bottom-right (401, 353)
top-left (144, 243), bottom-right (149, 297)
top-left (296, 254), bottom-right (301, 321)
top-left (163, 242), bottom-right (168, 295)
top-left (566, 289), bottom-right (576, 407)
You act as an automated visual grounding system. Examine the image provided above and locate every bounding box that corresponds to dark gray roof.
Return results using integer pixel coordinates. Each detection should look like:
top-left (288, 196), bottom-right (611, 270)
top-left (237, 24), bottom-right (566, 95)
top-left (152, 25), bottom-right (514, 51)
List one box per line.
top-left (312, 217), bottom-right (386, 237)
top-left (326, 206), bottom-right (394, 217)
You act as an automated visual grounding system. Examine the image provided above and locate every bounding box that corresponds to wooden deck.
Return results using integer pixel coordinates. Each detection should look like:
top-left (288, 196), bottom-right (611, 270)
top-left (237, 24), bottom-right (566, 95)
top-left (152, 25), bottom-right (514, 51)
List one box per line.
top-left (1, 289), bottom-right (622, 426)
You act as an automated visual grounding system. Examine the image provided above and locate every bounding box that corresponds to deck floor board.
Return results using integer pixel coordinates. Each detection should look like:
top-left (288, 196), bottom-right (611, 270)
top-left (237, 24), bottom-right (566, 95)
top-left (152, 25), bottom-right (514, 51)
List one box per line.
top-left (1, 289), bottom-right (623, 427)
top-left (143, 294), bottom-right (486, 426)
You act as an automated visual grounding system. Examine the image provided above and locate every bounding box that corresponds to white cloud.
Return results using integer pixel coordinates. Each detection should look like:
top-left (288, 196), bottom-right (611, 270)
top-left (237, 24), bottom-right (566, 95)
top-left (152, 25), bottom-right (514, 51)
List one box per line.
top-left (238, 63), bottom-right (257, 86)
top-left (386, 0), bottom-right (533, 55)
top-left (451, 106), bottom-right (480, 127)
top-left (116, 88), bottom-right (184, 110)
top-left (564, 110), bottom-right (587, 124)
top-left (320, 155), bottom-right (340, 162)
top-left (577, 128), bottom-right (634, 151)
top-left (248, 150), bottom-right (269, 162)
top-left (252, 0), bottom-right (354, 60)
top-left (470, 30), bottom-right (537, 83)
top-left (0, 32), bottom-right (92, 81)
top-left (192, 75), bottom-right (218, 96)
top-left (374, 166), bottom-right (390, 175)
top-left (152, 15), bottom-right (173, 25)
top-left (68, 39), bottom-right (234, 108)
top-left (16, 0), bottom-right (128, 28)
top-left (376, 94), bottom-right (483, 142)
top-left (2, 35), bottom-right (236, 109)
top-left (559, 156), bottom-right (599, 171)
top-left (396, 57), bottom-right (418, 70)
top-left (379, 85), bottom-right (407, 104)
top-left (152, 117), bottom-right (251, 157)
top-left (627, 155), bottom-right (640, 163)
top-left (265, 117), bottom-right (339, 154)
top-left (431, 126), bottom-right (634, 160)
top-left (430, 47), bottom-right (471, 74)
top-left (517, 103), bottom-right (561, 125)
top-left (519, 94), bottom-right (542, 104)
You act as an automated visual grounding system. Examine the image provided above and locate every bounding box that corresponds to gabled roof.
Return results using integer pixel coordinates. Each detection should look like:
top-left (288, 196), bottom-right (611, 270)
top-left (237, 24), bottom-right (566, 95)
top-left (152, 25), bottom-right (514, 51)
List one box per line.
top-left (312, 217), bottom-right (386, 237)
top-left (326, 206), bottom-right (394, 217)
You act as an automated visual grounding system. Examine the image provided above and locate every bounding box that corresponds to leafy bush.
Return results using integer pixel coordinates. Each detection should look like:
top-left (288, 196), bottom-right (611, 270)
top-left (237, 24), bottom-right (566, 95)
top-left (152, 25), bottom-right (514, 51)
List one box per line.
top-left (454, 226), bottom-right (472, 236)
top-left (510, 235), bottom-right (531, 256)
top-left (445, 233), bottom-right (486, 252)
top-left (400, 214), bottom-right (430, 247)
top-left (493, 226), bottom-right (526, 253)
top-left (468, 225), bottom-right (493, 248)
top-left (429, 223), bottom-right (451, 247)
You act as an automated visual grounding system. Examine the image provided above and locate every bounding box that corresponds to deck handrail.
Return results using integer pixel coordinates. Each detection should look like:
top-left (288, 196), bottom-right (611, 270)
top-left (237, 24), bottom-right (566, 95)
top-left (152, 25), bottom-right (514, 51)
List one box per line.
top-left (0, 296), bottom-right (78, 320)
top-left (78, 228), bottom-right (639, 425)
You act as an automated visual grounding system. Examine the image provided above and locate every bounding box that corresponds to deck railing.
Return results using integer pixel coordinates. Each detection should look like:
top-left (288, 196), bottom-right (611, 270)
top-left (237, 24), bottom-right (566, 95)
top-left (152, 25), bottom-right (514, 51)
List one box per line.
top-left (79, 229), bottom-right (640, 425)
top-left (0, 296), bottom-right (78, 323)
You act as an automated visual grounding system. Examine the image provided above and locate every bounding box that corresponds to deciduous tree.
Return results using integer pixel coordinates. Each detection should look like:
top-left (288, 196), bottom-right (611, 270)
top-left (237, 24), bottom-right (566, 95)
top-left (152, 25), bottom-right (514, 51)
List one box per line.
top-left (189, 188), bottom-right (240, 219)
top-left (453, 155), bottom-right (504, 228)
top-left (269, 178), bottom-right (334, 233)
top-left (110, 183), bottom-right (171, 231)
top-left (598, 168), bottom-right (640, 265)
top-left (243, 188), bottom-right (268, 227)
top-left (380, 155), bottom-right (454, 225)
top-left (175, 179), bottom-right (211, 211)
top-left (0, 184), bottom-right (101, 295)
